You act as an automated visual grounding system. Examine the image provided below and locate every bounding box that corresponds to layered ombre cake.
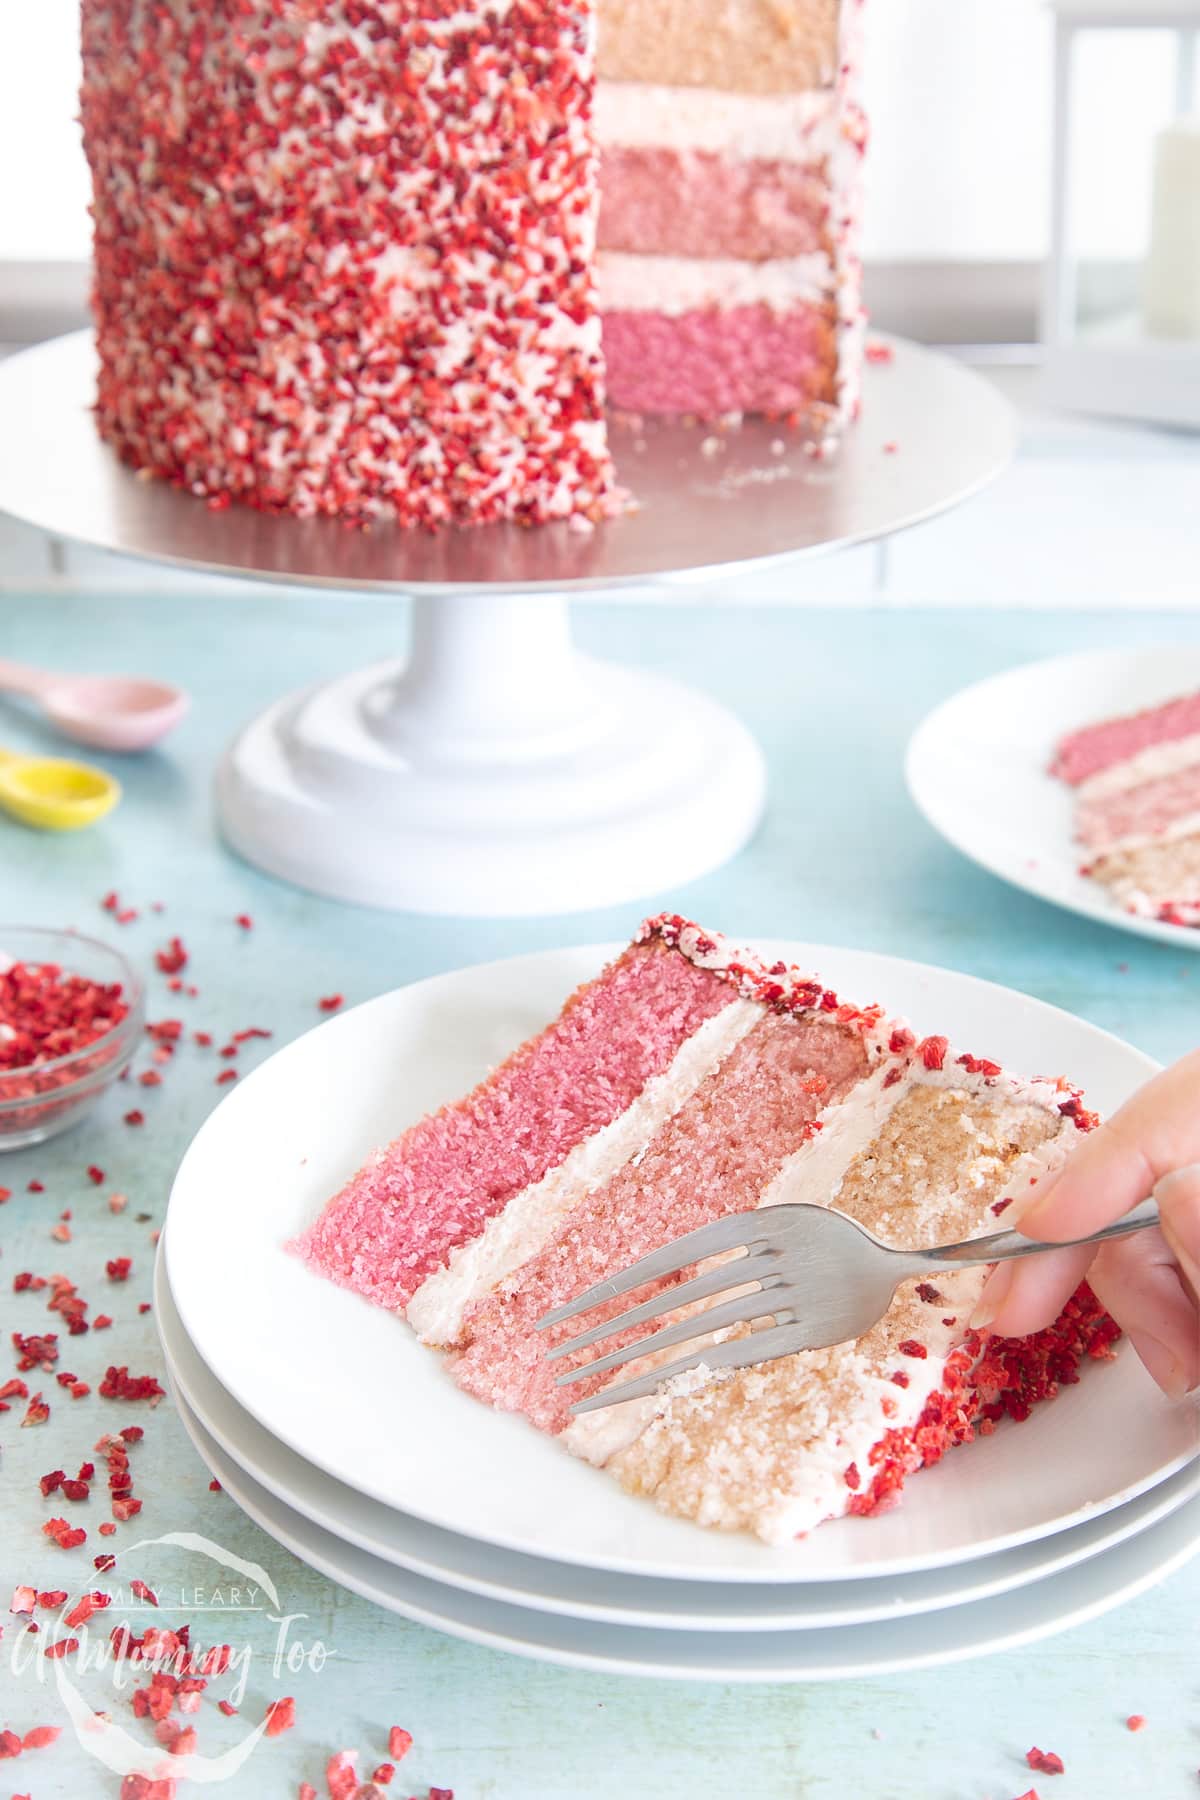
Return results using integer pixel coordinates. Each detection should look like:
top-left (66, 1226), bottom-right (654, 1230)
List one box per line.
top-left (80, 1), bottom-right (868, 529)
top-left (595, 0), bottom-right (868, 428)
top-left (295, 917), bottom-right (1119, 1545)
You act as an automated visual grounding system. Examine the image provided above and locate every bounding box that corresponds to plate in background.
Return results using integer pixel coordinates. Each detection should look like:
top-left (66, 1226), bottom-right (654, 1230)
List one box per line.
top-left (907, 646), bottom-right (1200, 951)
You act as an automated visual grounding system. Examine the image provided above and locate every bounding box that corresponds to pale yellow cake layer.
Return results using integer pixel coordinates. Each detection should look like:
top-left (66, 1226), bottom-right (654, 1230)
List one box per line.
top-left (607, 1085), bottom-right (1059, 1539)
top-left (597, 0), bottom-right (841, 94)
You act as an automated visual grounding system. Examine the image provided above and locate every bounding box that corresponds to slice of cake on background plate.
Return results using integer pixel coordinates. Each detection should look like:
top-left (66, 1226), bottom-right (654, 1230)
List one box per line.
top-left (295, 916), bottom-right (1118, 1545)
top-left (80, 0), bottom-right (867, 527)
top-left (1053, 689), bottom-right (1200, 929)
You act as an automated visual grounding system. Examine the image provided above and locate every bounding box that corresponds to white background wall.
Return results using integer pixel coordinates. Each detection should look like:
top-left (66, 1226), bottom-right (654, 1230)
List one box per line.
top-left (0, 3), bottom-right (1191, 264)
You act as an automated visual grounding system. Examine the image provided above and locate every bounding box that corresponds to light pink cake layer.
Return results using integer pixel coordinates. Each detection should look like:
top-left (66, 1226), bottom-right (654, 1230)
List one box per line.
top-left (598, 147), bottom-right (830, 261)
top-left (451, 1014), bottom-right (869, 1434)
top-left (292, 942), bottom-right (733, 1310)
top-left (602, 301), bottom-right (836, 417)
top-left (1052, 691), bottom-right (1200, 785)
top-left (1076, 760), bottom-right (1200, 849)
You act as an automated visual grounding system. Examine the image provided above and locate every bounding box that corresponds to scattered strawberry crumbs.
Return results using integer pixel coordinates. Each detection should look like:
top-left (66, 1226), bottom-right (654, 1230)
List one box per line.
top-left (1127, 1715), bottom-right (1147, 1731)
top-left (1026, 1746), bottom-right (1065, 1773)
top-left (265, 1696), bottom-right (296, 1737)
top-left (154, 937), bottom-right (188, 975)
top-left (318, 995), bottom-right (344, 1012)
top-left (21, 1393), bottom-right (49, 1427)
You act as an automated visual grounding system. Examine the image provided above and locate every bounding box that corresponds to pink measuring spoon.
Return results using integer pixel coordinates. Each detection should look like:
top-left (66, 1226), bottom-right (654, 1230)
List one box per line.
top-left (0, 658), bottom-right (189, 752)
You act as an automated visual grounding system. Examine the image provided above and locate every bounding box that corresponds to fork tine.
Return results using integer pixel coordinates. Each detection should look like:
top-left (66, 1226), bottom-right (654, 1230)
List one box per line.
top-left (555, 1286), bottom-right (784, 1388)
top-left (544, 1252), bottom-right (779, 1362)
top-left (535, 1211), bottom-right (769, 1332)
top-left (568, 1320), bottom-right (803, 1415)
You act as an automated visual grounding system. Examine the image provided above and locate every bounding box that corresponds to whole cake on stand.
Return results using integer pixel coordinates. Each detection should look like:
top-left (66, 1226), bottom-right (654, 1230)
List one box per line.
top-left (80, 0), bottom-right (866, 526)
top-left (0, 2), bottom-right (1013, 916)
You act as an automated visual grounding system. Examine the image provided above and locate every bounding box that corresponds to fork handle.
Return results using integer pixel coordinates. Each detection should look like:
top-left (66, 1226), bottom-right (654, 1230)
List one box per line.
top-left (917, 1194), bottom-right (1161, 1273)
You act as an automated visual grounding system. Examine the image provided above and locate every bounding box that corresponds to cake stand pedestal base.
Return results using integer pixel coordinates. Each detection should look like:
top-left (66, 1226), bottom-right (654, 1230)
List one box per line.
top-left (215, 591), bottom-right (766, 916)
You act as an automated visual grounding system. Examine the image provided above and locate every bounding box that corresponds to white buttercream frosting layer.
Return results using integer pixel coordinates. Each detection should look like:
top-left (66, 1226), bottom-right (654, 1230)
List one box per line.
top-left (595, 80), bottom-right (837, 162)
top-left (405, 999), bottom-right (762, 1347)
top-left (596, 250), bottom-right (832, 316)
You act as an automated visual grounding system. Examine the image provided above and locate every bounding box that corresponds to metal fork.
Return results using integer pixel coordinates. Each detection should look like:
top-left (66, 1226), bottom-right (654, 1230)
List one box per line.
top-left (538, 1195), bottom-right (1161, 1415)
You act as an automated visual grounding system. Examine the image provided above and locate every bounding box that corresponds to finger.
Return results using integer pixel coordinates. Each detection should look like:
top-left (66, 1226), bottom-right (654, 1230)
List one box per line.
top-left (1155, 1163), bottom-right (1200, 1303)
top-left (974, 1243), bottom-right (1096, 1337)
top-left (1017, 1049), bottom-right (1200, 1243)
top-left (1088, 1230), bottom-right (1200, 1399)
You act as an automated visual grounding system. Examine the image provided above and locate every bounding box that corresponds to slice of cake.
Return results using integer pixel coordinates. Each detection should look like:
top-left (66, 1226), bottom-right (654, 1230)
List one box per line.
top-left (1053, 691), bottom-right (1200, 929)
top-left (295, 916), bottom-right (1118, 1544)
top-left (595, 0), bottom-right (867, 428)
top-left (80, 1), bottom-right (867, 527)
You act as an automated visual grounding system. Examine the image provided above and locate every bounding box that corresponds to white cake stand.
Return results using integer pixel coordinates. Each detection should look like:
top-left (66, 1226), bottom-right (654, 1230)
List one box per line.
top-left (0, 331), bottom-right (1014, 915)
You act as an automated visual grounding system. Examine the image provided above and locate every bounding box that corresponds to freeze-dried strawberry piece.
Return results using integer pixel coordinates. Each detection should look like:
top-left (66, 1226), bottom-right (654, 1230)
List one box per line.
top-left (155, 938), bottom-right (188, 975)
top-left (22, 1723), bottom-right (61, 1749)
top-left (326, 1750), bottom-right (359, 1800)
top-left (0, 1729), bottom-right (21, 1756)
top-left (265, 1696), bottom-right (296, 1737)
top-left (1026, 1747), bottom-right (1065, 1774)
top-left (99, 1367), bottom-right (164, 1403)
top-left (10, 1586), bottom-right (36, 1614)
top-left (387, 1728), bottom-right (413, 1762)
top-left (65, 1592), bottom-right (111, 1629)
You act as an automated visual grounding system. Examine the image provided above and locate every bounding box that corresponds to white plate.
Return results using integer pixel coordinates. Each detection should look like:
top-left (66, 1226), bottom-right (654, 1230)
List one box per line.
top-left (164, 941), bottom-right (1197, 1584)
top-left (173, 1385), bottom-right (1200, 1681)
top-left (906, 646), bottom-right (1200, 951)
top-left (156, 1246), bottom-right (1200, 1632)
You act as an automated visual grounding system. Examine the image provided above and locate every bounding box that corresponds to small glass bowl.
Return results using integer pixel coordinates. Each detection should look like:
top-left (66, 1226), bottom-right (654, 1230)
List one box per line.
top-left (0, 926), bottom-right (145, 1151)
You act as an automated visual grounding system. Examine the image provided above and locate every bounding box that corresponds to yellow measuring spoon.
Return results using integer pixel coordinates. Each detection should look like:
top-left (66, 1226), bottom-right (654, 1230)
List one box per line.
top-left (0, 749), bottom-right (121, 831)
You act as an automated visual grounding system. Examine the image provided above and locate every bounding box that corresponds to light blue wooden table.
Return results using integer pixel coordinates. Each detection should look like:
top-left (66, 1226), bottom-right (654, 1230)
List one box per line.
top-left (1, 588), bottom-right (1197, 1800)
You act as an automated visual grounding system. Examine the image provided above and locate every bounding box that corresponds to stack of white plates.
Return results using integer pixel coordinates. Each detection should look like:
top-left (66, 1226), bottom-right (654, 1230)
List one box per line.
top-left (160, 944), bottom-right (1200, 1680)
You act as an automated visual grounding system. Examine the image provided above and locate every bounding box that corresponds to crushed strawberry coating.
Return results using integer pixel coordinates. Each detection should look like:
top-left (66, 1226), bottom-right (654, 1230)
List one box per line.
top-left (80, 0), bottom-right (616, 528)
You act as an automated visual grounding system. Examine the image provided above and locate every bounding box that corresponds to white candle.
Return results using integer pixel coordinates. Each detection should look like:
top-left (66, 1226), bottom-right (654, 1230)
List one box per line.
top-left (1143, 117), bottom-right (1200, 339)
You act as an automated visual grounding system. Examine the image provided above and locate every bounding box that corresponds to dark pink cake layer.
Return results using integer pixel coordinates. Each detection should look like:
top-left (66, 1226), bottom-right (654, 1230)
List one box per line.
top-left (1077, 760), bottom-right (1200, 849)
top-left (598, 147), bottom-right (830, 261)
top-left (1051, 691), bottom-right (1200, 785)
top-left (451, 1013), bottom-right (869, 1434)
top-left (602, 301), bottom-right (836, 417)
top-left (292, 941), bottom-right (734, 1310)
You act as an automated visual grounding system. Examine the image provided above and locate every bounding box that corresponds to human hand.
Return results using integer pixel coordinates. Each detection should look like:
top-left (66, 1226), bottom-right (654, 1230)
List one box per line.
top-left (973, 1048), bottom-right (1200, 1399)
